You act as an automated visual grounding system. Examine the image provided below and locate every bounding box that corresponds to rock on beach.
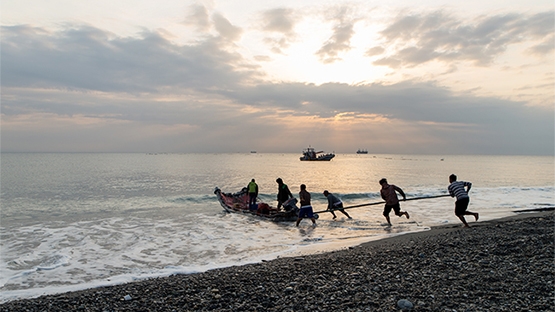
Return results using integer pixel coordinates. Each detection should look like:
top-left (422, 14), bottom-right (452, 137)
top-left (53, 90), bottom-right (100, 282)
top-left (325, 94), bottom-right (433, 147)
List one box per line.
top-left (1, 212), bottom-right (553, 311)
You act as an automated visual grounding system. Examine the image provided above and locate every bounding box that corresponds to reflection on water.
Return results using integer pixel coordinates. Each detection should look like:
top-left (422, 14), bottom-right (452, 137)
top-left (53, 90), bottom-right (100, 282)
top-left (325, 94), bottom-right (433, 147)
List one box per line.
top-left (0, 153), bottom-right (553, 302)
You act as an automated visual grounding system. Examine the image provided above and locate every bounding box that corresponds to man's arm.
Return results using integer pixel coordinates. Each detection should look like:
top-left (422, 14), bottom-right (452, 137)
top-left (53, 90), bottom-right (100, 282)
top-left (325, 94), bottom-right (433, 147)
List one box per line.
top-left (465, 182), bottom-right (472, 193)
top-left (299, 191), bottom-right (306, 203)
top-left (394, 186), bottom-right (406, 200)
top-left (327, 196), bottom-right (333, 210)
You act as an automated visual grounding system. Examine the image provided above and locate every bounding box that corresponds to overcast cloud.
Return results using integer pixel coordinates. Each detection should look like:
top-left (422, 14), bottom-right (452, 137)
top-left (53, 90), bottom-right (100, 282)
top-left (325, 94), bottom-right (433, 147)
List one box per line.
top-left (1, 3), bottom-right (553, 155)
top-left (373, 11), bottom-right (554, 67)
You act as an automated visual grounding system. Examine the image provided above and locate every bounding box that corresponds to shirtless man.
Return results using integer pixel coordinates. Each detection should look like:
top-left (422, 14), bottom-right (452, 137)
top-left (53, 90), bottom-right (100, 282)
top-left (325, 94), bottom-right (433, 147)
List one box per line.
top-left (379, 178), bottom-right (410, 226)
top-left (296, 184), bottom-right (316, 226)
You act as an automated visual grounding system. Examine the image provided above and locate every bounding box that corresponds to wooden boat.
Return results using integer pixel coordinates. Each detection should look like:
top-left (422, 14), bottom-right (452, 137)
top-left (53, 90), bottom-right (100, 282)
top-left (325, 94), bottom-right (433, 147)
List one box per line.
top-left (300, 146), bottom-right (335, 161)
top-left (214, 187), bottom-right (302, 222)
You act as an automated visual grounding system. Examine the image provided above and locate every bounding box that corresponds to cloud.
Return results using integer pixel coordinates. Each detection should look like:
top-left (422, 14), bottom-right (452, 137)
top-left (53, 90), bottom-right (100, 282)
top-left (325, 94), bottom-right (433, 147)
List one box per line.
top-left (262, 8), bottom-right (296, 33)
top-left (183, 5), bottom-right (244, 42)
top-left (315, 7), bottom-right (358, 64)
top-left (214, 79), bottom-right (554, 154)
top-left (260, 8), bottom-right (297, 54)
top-left (212, 13), bottom-right (242, 42)
top-left (1, 10), bottom-right (553, 155)
top-left (183, 4), bottom-right (211, 32)
top-left (365, 46), bottom-right (385, 57)
top-left (1, 24), bottom-right (255, 93)
top-left (315, 23), bottom-right (355, 63)
top-left (372, 10), bottom-right (555, 68)
top-left (527, 34), bottom-right (555, 56)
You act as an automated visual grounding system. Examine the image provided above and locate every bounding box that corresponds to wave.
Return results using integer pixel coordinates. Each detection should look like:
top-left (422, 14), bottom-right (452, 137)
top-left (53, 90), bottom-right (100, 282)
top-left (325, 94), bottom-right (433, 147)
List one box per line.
top-left (177, 185), bottom-right (554, 207)
top-left (3, 254), bottom-right (71, 286)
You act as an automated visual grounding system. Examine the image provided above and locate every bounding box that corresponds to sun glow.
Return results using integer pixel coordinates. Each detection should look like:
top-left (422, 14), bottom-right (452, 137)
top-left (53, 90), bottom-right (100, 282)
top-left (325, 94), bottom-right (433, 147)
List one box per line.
top-left (248, 14), bottom-right (393, 86)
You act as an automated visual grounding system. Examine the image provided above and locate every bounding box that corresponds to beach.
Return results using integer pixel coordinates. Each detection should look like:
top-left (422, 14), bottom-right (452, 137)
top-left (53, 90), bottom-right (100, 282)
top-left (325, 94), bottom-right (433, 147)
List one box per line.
top-left (1, 211), bottom-right (552, 311)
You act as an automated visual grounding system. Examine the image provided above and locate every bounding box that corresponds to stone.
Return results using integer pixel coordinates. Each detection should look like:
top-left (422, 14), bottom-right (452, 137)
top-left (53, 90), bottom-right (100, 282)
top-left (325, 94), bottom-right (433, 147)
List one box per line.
top-left (397, 299), bottom-right (413, 310)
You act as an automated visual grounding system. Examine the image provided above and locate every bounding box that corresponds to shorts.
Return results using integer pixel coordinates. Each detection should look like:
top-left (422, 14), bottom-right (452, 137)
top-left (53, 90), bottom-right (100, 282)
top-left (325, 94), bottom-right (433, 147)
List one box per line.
top-left (298, 205), bottom-right (314, 218)
top-left (383, 203), bottom-right (401, 216)
top-left (455, 197), bottom-right (470, 216)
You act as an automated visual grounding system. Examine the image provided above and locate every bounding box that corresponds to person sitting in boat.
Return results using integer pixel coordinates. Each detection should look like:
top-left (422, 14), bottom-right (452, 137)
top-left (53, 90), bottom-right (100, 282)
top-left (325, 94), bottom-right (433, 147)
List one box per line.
top-left (247, 178), bottom-right (258, 208)
top-left (256, 202), bottom-right (271, 215)
top-left (276, 178), bottom-right (293, 210)
top-left (281, 197), bottom-right (299, 213)
top-left (323, 190), bottom-right (352, 219)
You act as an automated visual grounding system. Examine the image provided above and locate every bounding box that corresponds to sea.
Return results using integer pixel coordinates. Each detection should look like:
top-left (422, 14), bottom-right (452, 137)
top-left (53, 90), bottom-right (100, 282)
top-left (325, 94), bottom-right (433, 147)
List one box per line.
top-left (1, 153), bottom-right (553, 303)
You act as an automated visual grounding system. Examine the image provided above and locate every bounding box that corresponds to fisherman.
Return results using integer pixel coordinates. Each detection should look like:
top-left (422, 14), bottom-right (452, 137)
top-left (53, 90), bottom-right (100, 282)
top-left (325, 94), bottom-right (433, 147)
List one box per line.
top-left (323, 190), bottom-right (352, 219)
top-left (379, 178), bottom-right (410, 226)
top-left (276, 178), bottom-right (293, 210)
top-left (247, 178), bottom-right (258, 207)
top-left (448, 174), bottom-right (479, 227)
top-left (296, 184), bottom-right (316, 226)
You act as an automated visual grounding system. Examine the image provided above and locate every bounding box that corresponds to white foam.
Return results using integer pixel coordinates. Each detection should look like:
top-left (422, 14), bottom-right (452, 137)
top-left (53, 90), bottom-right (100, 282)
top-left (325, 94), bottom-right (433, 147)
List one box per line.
top-left (1, 185), bottom-right (553, 303)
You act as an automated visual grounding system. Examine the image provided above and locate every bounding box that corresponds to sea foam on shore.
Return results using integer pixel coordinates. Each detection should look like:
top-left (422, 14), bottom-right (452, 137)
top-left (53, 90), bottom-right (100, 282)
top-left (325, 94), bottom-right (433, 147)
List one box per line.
top-left (1, 211), bottom-right (553, 311)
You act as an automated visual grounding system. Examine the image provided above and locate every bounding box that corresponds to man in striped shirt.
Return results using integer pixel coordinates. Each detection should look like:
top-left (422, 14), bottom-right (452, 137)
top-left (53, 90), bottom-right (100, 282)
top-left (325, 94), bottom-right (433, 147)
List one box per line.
top-left (448, 174), bottom-right (479, 227)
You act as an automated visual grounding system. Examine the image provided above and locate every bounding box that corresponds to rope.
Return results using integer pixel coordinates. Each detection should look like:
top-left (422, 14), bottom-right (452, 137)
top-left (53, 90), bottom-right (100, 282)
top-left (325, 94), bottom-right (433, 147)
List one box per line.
top-left (313, 194), bottom-right (451, 214)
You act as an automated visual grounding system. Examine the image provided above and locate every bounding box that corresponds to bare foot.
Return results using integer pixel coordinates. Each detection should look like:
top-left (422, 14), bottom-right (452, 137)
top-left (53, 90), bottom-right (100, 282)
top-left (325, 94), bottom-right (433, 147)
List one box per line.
top-left (405, 211), bottom-right (410, 219)
top-left (474, 213), bottom-right (479, 221)
top-left (463, 224), bottom-right (470, 228)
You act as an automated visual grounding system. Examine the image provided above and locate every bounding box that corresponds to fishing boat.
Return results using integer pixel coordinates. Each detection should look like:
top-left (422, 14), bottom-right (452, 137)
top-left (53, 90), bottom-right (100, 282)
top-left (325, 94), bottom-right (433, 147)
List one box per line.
top-left (214, 187), bottom-right (302, 222)
top-left (356, 149), bottom-right (368, 154)
top-left (300, 146), bottom-right (335, 161)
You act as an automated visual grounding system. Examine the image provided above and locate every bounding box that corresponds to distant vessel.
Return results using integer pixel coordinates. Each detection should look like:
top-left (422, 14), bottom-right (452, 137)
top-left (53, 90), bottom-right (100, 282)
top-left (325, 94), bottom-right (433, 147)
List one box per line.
top-left (300, 146), bottom-right (335, 161)
top-left (250, 151), bottom-right (257, 153)
top-left (356, 149), bottom-right (368, 154)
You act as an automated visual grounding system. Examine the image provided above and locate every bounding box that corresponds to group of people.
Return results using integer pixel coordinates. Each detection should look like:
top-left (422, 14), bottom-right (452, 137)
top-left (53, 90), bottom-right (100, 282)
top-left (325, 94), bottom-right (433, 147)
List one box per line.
top-left (247, 174), bottom-right (479, 228)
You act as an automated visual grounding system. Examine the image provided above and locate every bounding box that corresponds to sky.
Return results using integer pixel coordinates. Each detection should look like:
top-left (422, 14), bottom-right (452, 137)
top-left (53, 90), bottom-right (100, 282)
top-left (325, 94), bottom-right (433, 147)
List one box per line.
top-left (1, 0), bottom-right (554, 155)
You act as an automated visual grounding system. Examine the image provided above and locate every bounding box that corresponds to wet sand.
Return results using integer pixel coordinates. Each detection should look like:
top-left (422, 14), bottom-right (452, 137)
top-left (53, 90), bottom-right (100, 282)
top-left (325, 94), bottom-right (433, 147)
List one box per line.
top-left (1, 211), bottom-right (553, 311)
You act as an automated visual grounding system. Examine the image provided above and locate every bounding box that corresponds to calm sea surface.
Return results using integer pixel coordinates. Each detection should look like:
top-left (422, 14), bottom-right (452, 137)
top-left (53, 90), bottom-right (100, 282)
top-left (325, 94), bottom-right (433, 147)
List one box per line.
top-left (1, 153), bottom-right (553, 302)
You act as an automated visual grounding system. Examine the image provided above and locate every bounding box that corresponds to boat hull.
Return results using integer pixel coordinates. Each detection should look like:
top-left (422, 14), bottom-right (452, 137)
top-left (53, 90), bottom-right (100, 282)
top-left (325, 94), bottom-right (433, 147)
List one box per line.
top-left (299, 146), bottom-right (335, 161)
top-left (214, 187), bottom-right (301, 222)
top-left (299, 154), bottom-right (335, 161)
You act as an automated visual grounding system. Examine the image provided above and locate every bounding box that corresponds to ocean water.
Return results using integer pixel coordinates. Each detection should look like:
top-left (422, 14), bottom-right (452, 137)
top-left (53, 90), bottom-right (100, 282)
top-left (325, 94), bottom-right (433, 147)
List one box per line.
top-left (1, 153), bottom-right (553, 302)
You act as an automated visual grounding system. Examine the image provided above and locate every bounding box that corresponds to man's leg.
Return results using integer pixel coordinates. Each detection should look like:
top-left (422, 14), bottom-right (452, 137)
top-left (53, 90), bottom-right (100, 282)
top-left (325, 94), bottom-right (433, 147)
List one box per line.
top-left (464, 211), bottom-right (479, 221)
top-left (340, 209), bottom-right (352, 219)
top-left (455, 199), bottom-right (473, 226)
top-left (385, 215), bottom-right (392, 226)
top-left (384, 205), bottom-right (392, 225)
top-left (458, 215), bottom-right (470, 227)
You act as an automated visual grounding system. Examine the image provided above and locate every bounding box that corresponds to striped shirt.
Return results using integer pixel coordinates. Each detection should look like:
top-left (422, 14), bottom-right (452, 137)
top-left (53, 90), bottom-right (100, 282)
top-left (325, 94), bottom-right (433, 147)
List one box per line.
top-left (448, 181), bottom-right (471, 200)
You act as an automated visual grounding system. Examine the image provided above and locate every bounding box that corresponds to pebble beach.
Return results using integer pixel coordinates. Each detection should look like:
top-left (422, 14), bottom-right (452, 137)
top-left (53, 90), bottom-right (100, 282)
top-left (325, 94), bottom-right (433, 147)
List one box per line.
top-left (1, 211), bottom-right (553, 311)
